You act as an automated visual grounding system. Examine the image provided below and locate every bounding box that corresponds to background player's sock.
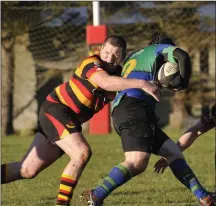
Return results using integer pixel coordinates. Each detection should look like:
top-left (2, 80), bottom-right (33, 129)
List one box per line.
top-left (93, 164), bottom-right (132, 200)
top-left (1, 163), bottom-right (23, 184)
top-left (169, 158), bottom-right (209, 200)
top-left (1, 164), bottom-right (8, 184)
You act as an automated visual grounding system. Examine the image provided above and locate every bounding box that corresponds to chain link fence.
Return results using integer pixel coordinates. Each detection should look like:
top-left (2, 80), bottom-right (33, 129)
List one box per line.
top-left (2, 2), bottom-right (91, 135)
top-left (2, 2), bottom-right (215, 134)
top-left (100, 2), bottom-right (215, 127)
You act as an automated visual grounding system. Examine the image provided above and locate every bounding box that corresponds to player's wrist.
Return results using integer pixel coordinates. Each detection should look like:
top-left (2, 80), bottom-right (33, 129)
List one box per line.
top-left (139, 80), bottom-right (149, 89)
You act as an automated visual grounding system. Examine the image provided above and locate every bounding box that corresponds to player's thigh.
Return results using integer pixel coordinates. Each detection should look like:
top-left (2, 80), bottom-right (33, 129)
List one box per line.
top-left (21, 132), bottom-right (64, 172)
top-left (55, 132), bottom-right (91, 161)
top-left (39, 100), bottom-right (82, 143)
top-left (119, 120), bottom-right (155, 153)
top-left (151, 127), bottom-right (169, 155)
top-left (153, 128), bottom-right (184, 162)
top-left (113, 96), bottom-right (157, 153)
top-left (39, 100), bottom-right (91, 161)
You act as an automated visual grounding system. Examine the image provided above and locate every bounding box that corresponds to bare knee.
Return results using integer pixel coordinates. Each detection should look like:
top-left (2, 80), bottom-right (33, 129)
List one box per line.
top-left (75, 146), bottom-right (92, 168)
top-left (122, 153), bottom-right (150, 176)
top-left (81, 146), bottom-right (92, 166)
top-left (123, 152), bottom-right (150, 176)
top-left (20, 166), bottom-right (39, 179)
top-left (124, 159), bottom-right (148, 176)
top-left (56, 133), bottom-right (93, 168)
top-left (132, 160), bottom-right (148, 175)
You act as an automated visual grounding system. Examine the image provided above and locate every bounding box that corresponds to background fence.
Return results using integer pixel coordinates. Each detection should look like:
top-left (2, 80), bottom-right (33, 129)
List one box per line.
top-left (2, 1), bottom-right (215, 136)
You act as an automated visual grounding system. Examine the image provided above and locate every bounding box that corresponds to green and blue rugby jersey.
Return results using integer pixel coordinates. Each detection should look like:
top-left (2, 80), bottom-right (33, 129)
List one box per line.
top-left (113, 44), bottom-right (177, 110)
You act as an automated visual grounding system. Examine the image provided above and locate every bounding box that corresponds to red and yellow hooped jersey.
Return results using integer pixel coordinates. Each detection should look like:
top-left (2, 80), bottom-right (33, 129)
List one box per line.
top-left (47, 55), bottom-right (110, 123)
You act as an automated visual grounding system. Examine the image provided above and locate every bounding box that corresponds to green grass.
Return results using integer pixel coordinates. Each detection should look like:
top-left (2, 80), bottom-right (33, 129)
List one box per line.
top-left (1, 127), bottom-right (215, 206)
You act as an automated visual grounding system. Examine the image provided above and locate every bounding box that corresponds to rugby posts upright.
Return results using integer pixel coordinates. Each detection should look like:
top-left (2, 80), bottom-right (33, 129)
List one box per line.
top-left (86, 25), bottom-right (111, 134)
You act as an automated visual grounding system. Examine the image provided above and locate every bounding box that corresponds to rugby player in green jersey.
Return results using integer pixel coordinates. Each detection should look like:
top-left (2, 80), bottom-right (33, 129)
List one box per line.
top-left (83, 35), bottom-right (215, 206)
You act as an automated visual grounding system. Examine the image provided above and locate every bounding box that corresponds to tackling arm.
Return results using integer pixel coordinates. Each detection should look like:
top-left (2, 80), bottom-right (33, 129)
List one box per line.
top-left (90, 71), bottom-right (144, 91)
top-left (90, 72), bottom-right (161, 101)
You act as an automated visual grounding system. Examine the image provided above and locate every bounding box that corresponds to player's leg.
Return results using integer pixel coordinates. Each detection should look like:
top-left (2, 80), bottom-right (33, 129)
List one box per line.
top-left (1, 132), bottom-right (64, 184)
top-left (83, 96), bottom-right (154, 205)
top-left (153, 128), bottom-right (213, 205)
top-left (39, 101), bottom-right (92, 206)
top-left (89, 151), bottom-right (150, 203)
top-left (90, 133), bottom-right (152, 202)
top-left (55, 132), bottom-right (92, 206)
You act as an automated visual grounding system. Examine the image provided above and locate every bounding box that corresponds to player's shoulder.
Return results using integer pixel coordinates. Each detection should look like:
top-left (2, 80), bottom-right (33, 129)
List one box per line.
top-left (154, 44), bottom-right (176, 50)
top-left (82, 54), bottom-right (103, 66)
top-left (79, 54), bottom-right (103, 68)
top-left (124, 48), bottom-right (145, 64)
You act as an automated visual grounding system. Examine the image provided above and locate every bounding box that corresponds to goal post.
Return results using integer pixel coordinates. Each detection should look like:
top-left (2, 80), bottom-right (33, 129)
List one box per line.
top-left (86, 1), bottom-right (111, 134)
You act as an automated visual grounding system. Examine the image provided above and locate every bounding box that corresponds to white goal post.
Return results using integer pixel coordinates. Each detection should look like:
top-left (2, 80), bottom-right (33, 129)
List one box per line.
top-left (92, 1), bottom-right (100, 26)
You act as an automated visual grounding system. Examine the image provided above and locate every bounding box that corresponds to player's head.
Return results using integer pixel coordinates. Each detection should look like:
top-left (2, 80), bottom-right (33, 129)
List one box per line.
top-left (100, 35), bottom-right (127, 73)
top-left (148, 34), bottom-right (176, 46)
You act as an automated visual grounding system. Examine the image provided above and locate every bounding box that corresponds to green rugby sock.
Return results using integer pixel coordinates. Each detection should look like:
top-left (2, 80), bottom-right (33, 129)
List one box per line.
top-left (93, 164), bottom-right (132, 200)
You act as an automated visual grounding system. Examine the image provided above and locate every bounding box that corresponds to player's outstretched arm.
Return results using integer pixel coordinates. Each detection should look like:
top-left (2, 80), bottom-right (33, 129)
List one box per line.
top-left (154, 119), bottom-right (215, 174)
top-left (90, 71), bottom-right (161, 101)
top-left (177, 119), bottom-right (215, 152)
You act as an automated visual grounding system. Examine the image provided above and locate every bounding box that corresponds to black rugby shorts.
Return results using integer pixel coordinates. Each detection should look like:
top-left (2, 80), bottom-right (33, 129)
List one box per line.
top-left (38, 99), bottom-right (82, 143)
top-left (112, 95), bottom-right (169, 154)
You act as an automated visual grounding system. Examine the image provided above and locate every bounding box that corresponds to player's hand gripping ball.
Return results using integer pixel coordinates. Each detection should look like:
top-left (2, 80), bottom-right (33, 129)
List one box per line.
top-left (157, 62), bottom-right (182, 91)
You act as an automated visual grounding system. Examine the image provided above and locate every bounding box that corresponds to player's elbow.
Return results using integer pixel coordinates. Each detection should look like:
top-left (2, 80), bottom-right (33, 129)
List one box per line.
top-left (174, 48), bottom-right (190, 60)
top-left (174, 48), bottom-right (191, 69)
top-left (174, 48), bottom-right (192, 89)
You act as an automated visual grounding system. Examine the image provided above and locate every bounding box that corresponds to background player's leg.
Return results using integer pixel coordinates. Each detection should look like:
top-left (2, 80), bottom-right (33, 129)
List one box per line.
top-left (1, 132), bottom-right (63, 184)
top-left (158, 138), bottom-right (209, 202)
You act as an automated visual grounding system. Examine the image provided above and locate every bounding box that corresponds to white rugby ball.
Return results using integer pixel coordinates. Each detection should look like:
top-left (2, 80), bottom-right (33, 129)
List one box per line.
top-left (158, 62), bottom-right (180, 88)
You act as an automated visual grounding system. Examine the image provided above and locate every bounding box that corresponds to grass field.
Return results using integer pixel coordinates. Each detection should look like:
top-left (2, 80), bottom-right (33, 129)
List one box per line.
top-left (1, 127), bottom-right (215, 206)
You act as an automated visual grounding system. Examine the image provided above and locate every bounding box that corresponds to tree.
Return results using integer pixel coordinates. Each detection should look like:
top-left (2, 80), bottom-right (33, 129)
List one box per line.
top-left (100, 2), bottom-right (215, 128)
top-left (1, 1), bottom-right (92, 135)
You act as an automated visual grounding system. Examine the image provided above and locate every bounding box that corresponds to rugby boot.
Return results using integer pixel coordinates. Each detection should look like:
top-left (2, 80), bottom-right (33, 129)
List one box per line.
top-left (80, 190), bottom-right (103, 206)
top-left (199, 193), bottom-right (216, 206)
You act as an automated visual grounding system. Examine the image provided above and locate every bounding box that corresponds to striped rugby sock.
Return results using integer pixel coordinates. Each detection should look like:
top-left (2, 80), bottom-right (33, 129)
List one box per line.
top-left (1, 164), bottom-right (8, 184)
top-left (169, 159), bottom-right (208, 200)
top-left (56, 174), bottom-right (77, 206)
top-left (93, 164), bottom-right (132, 200)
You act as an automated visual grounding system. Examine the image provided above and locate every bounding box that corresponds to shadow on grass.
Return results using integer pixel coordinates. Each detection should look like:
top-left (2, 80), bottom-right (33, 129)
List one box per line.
top-left (113, 187), bottom-right (186, 196)
top-left (40, 195), bottom-right (56, 205)
top-left (111, 187), bottom-right (196, 205)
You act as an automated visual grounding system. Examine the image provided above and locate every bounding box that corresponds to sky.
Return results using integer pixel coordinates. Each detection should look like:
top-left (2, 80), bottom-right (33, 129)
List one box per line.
top-left (42, 2), bottom-right (215, 32)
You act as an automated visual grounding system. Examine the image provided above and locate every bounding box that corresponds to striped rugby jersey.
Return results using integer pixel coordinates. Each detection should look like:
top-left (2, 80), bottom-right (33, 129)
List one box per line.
top-left (46, 54), bottom-right (118, 123)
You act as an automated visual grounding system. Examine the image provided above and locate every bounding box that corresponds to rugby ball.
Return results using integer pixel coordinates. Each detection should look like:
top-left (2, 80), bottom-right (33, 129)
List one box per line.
top-left (158, 62), bottom-right (181, 89)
